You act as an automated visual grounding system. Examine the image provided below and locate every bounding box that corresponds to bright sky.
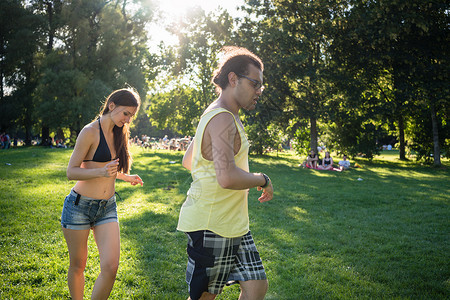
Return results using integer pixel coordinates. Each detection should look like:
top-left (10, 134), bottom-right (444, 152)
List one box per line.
top-left (158, 0), bottom-right (244, 17)
top-left (148, 0), bottom-right (245, 48)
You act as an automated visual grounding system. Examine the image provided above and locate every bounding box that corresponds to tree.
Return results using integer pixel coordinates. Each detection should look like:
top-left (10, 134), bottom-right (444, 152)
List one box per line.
top-left (0, 0), bottom-right (43, 144)
top-left (2, 0), bottom-right (158, 144)
top-left (32, 0), bottom-right (156, 141)
top-left (330, 0), bottom-right (449, 164)
top-left (238, 0), bottom-right (347, 154)
top-left (148, 7), bottom-right (234, 134)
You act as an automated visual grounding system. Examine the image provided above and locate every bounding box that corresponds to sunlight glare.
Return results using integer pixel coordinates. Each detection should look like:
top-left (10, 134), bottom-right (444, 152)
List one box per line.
top-left (158, 0), bottom-right (207, 17)
top-left (148, 0), bottom-right (244, 49)
top-left (157, 0), bottom-right (243, 17)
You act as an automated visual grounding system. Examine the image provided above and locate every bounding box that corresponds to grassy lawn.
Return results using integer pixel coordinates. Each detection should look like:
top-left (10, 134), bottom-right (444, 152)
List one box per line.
top-left (0, 146), bottom-right (449, 299)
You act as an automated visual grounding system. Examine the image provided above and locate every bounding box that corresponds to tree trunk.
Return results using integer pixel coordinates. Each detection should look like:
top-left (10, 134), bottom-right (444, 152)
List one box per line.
top-left (24, 108), bottom-right (33, 146)
top-left (392, 66), bottom-right (407, 161)
top-left (430, 102), bottom-right (441, 166)
top-left (25, 125), bottom-right (32, 146)
top-left (46, 1), bottom-right (54, 54)
top-left (56, 128), bottom-right (65, 140)
top-left (398, 115), bottom-right (406, 160)
top-left (0, 33), bottom-right (4, 101)
top-left (41, 126), bottom-right (50, 146)
top-left (310, 117), bottom-right (318, 153)
top-left (24, 65), bottom-right (34, 146)
top-left (0, 67), bottom-right (3, 101)
top-left (41, 1), bottom-right (57, 145)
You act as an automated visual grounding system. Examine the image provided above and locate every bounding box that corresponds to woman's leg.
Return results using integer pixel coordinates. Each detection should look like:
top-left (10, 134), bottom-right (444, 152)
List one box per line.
top-left (63, 228), bottom-right (90, 300)
top-left (91, 222), bottom-right (120, 300)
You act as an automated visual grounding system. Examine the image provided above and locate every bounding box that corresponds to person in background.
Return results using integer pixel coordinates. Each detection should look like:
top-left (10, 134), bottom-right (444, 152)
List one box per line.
top-left (338, 154), bottom-right (351, 171)
top-left (305, 150), bottom-right (319, 169)
top-left (61, 88), bottom-right (144, 300)
top-left (318, 151), bottom-right (334, 170)
top-left (1, 132), bottom-right (10, 149)
top-left (5, 133), bottom-right (11, 149)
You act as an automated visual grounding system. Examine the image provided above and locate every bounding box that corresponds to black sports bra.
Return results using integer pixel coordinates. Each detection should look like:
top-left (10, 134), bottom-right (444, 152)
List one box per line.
top-left (83, 119), bottom-right (113, 162)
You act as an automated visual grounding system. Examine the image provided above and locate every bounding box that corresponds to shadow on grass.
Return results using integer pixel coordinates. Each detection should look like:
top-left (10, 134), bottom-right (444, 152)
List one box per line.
top-left (111, 150), bottom-right (190, 298)
top-left (0, 146), bottom-right (72, 164)
top-left (248, 156), bottom-right (449, 299)
top-left (4, 147), bottom-right (442, 299)
top-left (118, 209), bottom-right (187, 298)
top-left (116, 150), bottom-right (449, 299)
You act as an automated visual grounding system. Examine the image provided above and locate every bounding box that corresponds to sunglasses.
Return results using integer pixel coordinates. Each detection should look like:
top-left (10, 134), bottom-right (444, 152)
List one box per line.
top-left (237, 74), bottom-right (264, 91)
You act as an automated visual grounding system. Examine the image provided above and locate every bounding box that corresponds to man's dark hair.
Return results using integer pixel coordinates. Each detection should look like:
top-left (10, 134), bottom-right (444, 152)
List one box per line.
top-left (212, 46), bottom-right (263, 93)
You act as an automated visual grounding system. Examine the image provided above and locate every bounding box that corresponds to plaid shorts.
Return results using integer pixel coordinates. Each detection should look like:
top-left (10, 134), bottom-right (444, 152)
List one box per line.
top-left (185, 230), bottom-right (266, 299)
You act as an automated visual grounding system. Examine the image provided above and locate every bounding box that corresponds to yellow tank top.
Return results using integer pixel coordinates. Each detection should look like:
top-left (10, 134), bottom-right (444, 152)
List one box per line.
top-left (177, 108), bottom-right (250, 238)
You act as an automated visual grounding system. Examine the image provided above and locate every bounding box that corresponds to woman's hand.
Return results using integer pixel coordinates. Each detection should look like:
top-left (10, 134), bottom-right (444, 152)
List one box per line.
top-left (126, 174), bottom-right (144, 186)
top-left (103, 158), bottom-right (119, 177)
top-left (116, 172), bottom-right (144, 186)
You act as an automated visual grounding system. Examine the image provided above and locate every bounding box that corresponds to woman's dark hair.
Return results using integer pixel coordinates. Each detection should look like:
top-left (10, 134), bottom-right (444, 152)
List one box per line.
top-left (99, 88), bottom-right (141, 174)
top-left (212, 46), bottom-right (264, 93)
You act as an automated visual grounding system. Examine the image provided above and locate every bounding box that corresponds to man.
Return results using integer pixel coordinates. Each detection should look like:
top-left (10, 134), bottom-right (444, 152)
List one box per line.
top-left (338, 155), bottom-right (351, 171)
top-left (177, 46), bottom-right (274, 300)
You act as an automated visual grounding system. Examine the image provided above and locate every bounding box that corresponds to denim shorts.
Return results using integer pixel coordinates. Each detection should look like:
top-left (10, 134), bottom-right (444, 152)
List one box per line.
top-left (61, 189), bottom-right (118, 230)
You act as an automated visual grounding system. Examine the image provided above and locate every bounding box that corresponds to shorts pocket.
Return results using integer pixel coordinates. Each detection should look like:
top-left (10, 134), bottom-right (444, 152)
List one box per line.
top-left (61, 194), bottom-right (74, 222)
top-left (187, 245), bottom-right (215, 267)
top-left (105, 199), bottom-right (117, 211)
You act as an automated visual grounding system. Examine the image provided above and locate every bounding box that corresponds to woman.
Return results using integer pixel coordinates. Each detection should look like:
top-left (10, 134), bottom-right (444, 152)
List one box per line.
top-left (61, 88), bottom-right (143, 299)
top-left (318, 151), bottom-right (334, 170)
top-left (305, 150), bottom-right (319, 169)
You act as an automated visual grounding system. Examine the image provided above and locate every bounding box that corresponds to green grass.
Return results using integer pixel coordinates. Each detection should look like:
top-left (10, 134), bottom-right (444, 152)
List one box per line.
top-left (0, 147), bottom-right (449, 299)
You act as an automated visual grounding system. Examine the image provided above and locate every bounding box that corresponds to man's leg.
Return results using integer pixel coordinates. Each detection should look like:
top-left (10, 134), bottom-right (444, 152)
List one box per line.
top-left (185, 231), bottom-right (241, 300)
top-left (229, 232), bottom-right (267, 300)
top-left (239, 279), bottom-right (268, 300)
top-left (188, 291), bottom-right (217, 300)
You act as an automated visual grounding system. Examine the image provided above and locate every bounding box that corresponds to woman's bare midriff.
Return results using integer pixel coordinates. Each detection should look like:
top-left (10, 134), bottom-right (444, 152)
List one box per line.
top-left (73, 161), bottom-right (116, 199)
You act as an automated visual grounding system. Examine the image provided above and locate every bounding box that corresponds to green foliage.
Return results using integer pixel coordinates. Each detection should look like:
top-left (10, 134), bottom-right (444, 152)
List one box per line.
top-left (245, 122), bottom-right (282, 155)
top-left (329, 0), bottom-right (449, 163)
top-left (129, 99), bottom-right (168, 139)
top-left (291, 125), bottom-right (311, 157)
top-left (407, 102), bottom-right (450, 163)
top-left (147, 7), bottom-right (235, 135)
top-left (0, 0), bottom-right (44, 142)
top-left (35, 52), bottom-right (111, 132)
top-left (238, 0), bottom-right (344, 153)
top-left (148, 84), bottom-right (203, 136)
top-left (1, 0), bottom-right (156, 142)
top-left (326, 121), bottom-right (381, 160)
top-left (2, 0), bottom-right (448, 167)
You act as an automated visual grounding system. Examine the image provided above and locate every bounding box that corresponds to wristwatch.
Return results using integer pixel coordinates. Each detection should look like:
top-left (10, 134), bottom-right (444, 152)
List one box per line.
top-left (260, 173), bottom-right (270, 188)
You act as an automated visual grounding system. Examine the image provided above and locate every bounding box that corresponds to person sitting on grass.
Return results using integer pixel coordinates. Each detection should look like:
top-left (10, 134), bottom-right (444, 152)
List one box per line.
top-left (318, 151), bottom-right (334, 170)
top-left (338, 155), bottom-right (351, 171)
top-left (305, 150), bottom-right (319, 169)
